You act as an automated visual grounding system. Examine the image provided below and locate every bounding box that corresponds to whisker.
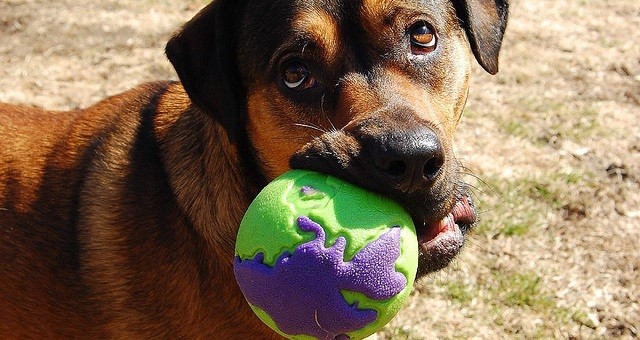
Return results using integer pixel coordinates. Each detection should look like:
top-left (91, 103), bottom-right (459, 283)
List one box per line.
top-left (293, 123), bottom-right (326, 134)
top-left (460, 182), bottom-right (485, 196)
top-left (458, 173), bottom-right (490, 192)
top-left (465, 237), bottom-right (489, 254)
top-left (457, 163), bottom-right (500, 197)
top-left (319, 94), bottom-right (338, 133)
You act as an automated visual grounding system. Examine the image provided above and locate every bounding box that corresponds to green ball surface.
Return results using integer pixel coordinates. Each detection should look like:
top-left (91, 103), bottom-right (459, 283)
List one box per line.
top-left (234, 170), bottom-right (418, 340)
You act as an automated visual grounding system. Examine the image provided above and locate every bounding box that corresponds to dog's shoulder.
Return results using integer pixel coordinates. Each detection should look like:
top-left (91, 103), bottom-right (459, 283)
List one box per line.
top-left (0, 80), bottom-right (195, 338)
top-left (0, 80), bottom-right (191, 236)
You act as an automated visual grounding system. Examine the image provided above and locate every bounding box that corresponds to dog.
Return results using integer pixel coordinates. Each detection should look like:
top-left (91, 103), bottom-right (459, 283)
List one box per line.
top-left (0, 0), bottom-right (508, 338)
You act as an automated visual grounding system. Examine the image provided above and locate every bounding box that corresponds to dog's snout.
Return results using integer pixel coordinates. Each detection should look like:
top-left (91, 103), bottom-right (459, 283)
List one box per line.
top-left (365, 126), bottom-right (444, 193)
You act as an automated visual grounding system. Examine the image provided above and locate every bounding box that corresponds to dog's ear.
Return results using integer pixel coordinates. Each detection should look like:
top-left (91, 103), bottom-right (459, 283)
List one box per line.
top-left (166, 0), bottom-right (244, 140)
top-left (452, 0), bottom-right (509, 74)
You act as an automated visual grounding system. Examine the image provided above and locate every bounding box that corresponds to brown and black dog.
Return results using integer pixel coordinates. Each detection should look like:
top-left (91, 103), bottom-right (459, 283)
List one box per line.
top-left (0, 0), bottom-right (508, 338)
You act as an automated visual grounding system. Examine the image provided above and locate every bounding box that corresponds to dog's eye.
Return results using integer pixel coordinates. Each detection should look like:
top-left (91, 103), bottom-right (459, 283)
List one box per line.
top-left (409, 21), bottom-right (437, 54)
top-left (282, 61), bottom-right (316, 91)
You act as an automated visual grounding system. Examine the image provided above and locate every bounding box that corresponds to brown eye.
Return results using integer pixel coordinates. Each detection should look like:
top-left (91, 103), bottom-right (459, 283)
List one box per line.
top-left (410, 21), bottom-right (437, 54)
top-left (282, 61), bottom-right (316, 90)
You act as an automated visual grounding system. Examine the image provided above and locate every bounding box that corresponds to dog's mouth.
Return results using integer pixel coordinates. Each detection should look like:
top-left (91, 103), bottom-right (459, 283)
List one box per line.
top-left (288, 135), bottom-right (476, 276)
top-left (412, 193), bottom-right (476, 276)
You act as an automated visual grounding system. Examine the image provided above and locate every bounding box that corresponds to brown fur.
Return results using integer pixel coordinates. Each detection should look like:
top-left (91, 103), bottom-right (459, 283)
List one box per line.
top-left (0, 0), bottom-right (507, 338)
top-left (0, 83), bottom-right (276, 338)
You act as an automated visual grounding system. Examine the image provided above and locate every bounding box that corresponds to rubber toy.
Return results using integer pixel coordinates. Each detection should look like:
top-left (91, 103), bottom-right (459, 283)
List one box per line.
top-left (234, 170), bottom-right (418, 340)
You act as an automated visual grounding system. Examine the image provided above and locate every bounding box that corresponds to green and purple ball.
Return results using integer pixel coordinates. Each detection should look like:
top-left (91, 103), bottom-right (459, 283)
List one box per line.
top-left (234, 170), bottom-right (418, 340)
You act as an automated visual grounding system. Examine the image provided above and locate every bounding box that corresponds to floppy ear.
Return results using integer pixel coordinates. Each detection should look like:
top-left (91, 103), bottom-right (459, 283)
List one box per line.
top-left (166, 0), bottom-right (244, 140)
top-left (452, 0), bottom-right (509, 74)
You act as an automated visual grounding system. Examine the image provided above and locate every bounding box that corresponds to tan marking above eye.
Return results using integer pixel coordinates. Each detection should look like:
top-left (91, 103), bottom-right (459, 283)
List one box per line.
top-left (292, 10), bottom-right (340, 62)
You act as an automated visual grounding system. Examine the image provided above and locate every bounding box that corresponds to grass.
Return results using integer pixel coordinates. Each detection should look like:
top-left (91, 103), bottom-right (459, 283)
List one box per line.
top-left (462, 272), bottom-right (551, 308)
top-left (569, 309), bottom-right (599, 329)
top-left (471, 168), bottom-right (596, 239)
top-left (498, 223), bottom-right (530, 237)
top-left (497, 96), bottom-right (603, 145)
top-left (429, 271), bottom-right (553, 309)
top-left (473, 177), bottom-right (553, 237)
top-left (416, 269), bottom-right (580, 338)
top-left (444, 281), bottom-right (475, 304)
top-left (493, 272), bottom-right (553, 308)
top-left (381, 327), bottom-right (423, 340)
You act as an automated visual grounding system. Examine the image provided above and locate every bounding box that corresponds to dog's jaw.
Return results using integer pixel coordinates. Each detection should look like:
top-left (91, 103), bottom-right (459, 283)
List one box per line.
top-left (414, 193), bottom-right (476, 276)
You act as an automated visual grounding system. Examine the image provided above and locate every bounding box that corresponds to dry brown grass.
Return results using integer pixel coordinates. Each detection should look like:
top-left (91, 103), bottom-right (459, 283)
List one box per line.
top-left (1, 0), bottom-right (638, 338)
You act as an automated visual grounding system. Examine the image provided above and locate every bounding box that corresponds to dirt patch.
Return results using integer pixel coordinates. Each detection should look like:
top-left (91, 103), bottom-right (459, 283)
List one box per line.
top-left (1, 0), bottom-right (638, 338)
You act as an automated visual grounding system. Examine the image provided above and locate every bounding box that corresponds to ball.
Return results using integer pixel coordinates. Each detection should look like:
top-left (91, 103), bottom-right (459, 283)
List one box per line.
top-left (234, 170), bottom-right (418, 340)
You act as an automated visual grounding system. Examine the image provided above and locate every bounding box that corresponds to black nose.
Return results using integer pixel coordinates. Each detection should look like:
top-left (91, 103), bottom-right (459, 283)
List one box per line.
top-left (362, 125), bottom-right (444, 192)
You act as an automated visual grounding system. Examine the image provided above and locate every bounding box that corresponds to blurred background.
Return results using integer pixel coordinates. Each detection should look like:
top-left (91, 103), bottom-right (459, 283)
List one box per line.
top-left (1, 0), bottom-right (638, 338)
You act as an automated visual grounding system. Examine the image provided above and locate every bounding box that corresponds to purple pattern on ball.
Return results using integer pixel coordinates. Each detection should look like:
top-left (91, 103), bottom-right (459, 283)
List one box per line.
top-left (300, 185), bottom-right (318, 196)
top-left (234, 216), bottom-right (406, 339)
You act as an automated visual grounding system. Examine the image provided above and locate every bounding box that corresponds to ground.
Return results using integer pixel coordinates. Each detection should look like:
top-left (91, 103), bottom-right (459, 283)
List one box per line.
top-left (1, 0), bottom-right (638, 338)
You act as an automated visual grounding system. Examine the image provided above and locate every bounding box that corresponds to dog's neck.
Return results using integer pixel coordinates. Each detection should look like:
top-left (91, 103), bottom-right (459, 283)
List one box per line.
top-left (154, 84), bottom-right (259, 266)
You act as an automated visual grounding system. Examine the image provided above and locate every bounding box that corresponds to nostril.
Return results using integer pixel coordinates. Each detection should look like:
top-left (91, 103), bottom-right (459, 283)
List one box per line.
top-left (361, 122), bottom-right (445, 191)
top-left (386, 160), bottom-right (407, 178)
top-left (423, 156), bottom-right (444, 180)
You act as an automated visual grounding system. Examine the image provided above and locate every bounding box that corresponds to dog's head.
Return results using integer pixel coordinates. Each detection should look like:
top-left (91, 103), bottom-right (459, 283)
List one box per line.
top-left (166, 0), bottom-right (508, 276)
